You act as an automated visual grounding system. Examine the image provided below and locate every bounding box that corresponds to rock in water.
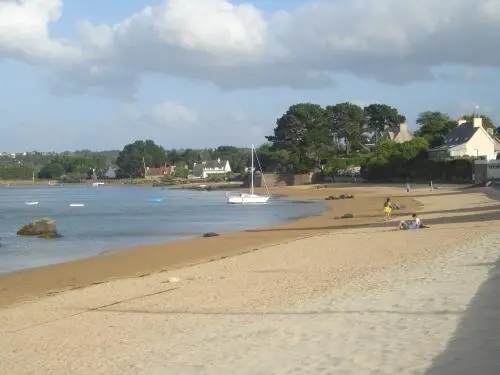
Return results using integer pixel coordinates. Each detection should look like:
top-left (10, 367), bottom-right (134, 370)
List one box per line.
top-left (17, 217), bottom-right (61, 238)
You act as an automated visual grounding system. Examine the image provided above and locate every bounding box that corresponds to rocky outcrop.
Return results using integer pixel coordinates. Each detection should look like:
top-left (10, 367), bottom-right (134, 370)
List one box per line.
top-left (17, 217), bottom-right (61, 238)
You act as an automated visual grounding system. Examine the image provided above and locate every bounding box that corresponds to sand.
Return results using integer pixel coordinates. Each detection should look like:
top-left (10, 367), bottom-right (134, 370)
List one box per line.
top-left (1, 186), bottom-right (500, 374)
top-left (0, 185), bottom-right (419, 307)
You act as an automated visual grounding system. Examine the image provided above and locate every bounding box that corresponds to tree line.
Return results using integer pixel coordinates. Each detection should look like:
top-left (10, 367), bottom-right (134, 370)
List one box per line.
top-left (1, 102), bottom-right (497, 181)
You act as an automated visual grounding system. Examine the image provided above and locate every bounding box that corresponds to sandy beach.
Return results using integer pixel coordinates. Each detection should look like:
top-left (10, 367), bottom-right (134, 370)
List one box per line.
top-left (1, 185), bottom-right (500, 374)
top-left (0, 185), bottom-right (418, 307)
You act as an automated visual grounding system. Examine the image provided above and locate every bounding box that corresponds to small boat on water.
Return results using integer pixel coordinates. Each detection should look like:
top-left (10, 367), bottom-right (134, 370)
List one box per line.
top-left (226, 144), bottom-right (270, 204)
top-left (92, 182), bottom-right (105, 187)
top-left (25, 201), bottom-right (39, 205)
top-left (69, 203), bottom-right (85, 207)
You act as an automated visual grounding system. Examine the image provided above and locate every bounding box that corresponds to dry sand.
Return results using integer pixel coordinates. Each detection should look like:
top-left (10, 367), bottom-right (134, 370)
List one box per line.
top-left (0, 185), bottom-right (419, 307)
top-left (1, 186), bottom-right (500, 374)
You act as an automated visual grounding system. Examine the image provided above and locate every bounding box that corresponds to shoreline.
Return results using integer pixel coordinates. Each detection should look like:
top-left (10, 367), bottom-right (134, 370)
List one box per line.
top-left (2, 187), bottom-right (500, 373)
top-left (0, 185), bottom-right (421, 308)
top-left (0, 190), bottom-right (326, 275)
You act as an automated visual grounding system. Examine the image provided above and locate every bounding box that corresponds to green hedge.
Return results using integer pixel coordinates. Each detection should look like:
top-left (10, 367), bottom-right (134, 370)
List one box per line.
top-left (407, 158), bottom-right (473, 182)
top-left (361, 157), bottom-right (473, 182)
top-left (360, 138), bottom-right (474, 182)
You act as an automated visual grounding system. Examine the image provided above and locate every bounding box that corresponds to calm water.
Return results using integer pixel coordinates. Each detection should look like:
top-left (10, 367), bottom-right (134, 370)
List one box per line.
top-left (0, 185), bottom-right (326, 274)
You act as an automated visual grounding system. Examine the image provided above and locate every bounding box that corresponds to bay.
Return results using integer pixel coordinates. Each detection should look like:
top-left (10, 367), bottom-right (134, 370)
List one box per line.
top-left (0, 185), bottom-right (326, 274)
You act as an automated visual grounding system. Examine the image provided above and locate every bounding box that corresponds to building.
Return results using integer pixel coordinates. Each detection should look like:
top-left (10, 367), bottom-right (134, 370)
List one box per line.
top-left (192, 158), bottom-right (231, 178)
top-left (384, 122), bottom-right (414, 143)
top-left (365, 122), bottom-right (414, 148)
top-left (428, 117), bottom-right (499, 161)
top-left (104, 166), bottom-right (117, 179)
top-left (145, 166), bottom-right (176, 180)
top-left (473, 159), bottom-right (500, 182)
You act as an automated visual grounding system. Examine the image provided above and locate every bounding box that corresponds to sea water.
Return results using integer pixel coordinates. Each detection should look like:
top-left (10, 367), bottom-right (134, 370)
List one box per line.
top-left (0, 185), bottom-right (326, 274)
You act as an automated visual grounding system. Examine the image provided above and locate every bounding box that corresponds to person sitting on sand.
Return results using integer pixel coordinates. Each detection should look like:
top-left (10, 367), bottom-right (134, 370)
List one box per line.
top-left (398, 213), bottom-right (424, 230)
top-left (383, 198), bottom-right (392, 220)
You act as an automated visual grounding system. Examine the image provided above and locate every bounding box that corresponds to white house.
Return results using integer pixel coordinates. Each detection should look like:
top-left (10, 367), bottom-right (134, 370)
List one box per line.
top-left (192, 158), bottom-right (231, 178)
top-left (428, 117), bottom-right (499, 161)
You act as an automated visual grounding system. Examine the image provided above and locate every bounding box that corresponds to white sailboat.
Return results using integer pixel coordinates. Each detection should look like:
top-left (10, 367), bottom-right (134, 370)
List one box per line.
top-left (226, 144), bottom-right (270, 204)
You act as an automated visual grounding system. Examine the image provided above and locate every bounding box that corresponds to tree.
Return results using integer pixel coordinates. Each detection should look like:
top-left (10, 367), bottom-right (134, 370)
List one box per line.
top-left (116, 140), bottom-right (167, 178)
top-left (212, 146), bottom-right (251, 174)
top-left (327, 102), bottom-right (367, 153)
top-left (414, 111), bottom-right (457, 147)
top-left (461, 114), bottom-right (496, 133)
top-left (363, 104), bottom-right (406, 135)
top-left (266, 103), bottom-right (332, 172)
top-left (38, 163), bottom-right (65, 179)
top-left (173, 164), bottom-right (189, 179)
top-left (0, 164), bottom-right (34, 180)
top-left (361, 137), bottom-right (429, 180)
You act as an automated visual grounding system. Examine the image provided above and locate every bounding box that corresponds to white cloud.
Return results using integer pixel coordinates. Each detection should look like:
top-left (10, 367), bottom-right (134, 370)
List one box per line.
top-left (2, 0), bottom-right (500, 95)
top-left (141, 101), bottom-right (198, 126)
top-left (0, 0), bottom-right (80, 65)
top-left (119, 101), bottom-right (267, 148)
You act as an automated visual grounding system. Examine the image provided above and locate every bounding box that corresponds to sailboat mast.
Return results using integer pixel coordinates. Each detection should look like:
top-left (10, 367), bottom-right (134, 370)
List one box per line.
top-left (250, 144), bottom-right (254, 195)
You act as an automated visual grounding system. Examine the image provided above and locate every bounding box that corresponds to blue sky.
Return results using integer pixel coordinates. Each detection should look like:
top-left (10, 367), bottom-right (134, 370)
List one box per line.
top-left (0, 0), bottom-right (499, 151)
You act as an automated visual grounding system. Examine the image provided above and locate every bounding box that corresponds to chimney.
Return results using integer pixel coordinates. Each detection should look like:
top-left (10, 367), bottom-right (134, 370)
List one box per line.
top-left (473, 117), bottom-right (482, 128)
top-left (458, 118), bottom-right (467, 126)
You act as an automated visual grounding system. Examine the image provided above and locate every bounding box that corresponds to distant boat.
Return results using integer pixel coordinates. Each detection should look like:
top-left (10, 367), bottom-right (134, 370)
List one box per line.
top-left (25, 201), bottom-right (39, 206)
top-left (92, 182), bottom-right (104, 187)
top-left (226, 144), bottom-right (270, 204)
top-left (69, 203), bottom-right (84, 207)
top-left (148, 198), bottom-right (162, 202)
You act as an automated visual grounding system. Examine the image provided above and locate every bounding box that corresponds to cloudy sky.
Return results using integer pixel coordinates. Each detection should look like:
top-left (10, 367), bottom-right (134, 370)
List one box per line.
top-left (1, 0), bottom-right (499, 151)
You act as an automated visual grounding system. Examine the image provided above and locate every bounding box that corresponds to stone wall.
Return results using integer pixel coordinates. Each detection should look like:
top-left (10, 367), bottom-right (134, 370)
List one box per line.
top-left (249, 173), bottom-right (314, 187)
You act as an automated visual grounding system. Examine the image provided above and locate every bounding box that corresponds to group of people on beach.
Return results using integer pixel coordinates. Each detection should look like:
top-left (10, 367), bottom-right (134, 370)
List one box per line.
top-left (383, 197), bottom-right (425, 230)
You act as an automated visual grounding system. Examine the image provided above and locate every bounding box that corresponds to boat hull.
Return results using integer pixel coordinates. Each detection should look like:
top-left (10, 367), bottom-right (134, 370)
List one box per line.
top-left (226, 193), bottom-right (269, 204)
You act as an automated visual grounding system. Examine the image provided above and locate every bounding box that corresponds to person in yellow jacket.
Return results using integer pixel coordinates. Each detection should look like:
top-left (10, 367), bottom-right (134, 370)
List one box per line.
top-left (383, 197), bottom-right (392, 220)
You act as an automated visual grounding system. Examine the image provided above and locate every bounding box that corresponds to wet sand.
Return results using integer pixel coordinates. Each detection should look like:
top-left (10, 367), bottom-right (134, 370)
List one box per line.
top-left (0, 185), bottom-right (419, 307)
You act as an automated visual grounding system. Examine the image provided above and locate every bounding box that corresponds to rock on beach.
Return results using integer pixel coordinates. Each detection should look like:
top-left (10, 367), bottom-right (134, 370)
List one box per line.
top-left (17, 217), bottom-right (61, 239)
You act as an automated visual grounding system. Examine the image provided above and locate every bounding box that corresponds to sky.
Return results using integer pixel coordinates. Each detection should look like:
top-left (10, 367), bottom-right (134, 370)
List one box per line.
top-left (0, 0), bottom-right (499, 152)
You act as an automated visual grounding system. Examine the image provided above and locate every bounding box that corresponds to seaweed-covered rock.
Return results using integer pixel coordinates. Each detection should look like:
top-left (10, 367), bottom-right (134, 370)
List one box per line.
top-left (326, 193), bottom-right (354, 200)
top-left (17, 217), bottom-right (61, 238)
top-left (202, 232), bottom-right (220, 237)
top-left (340, 213), bottom-right (354, 219)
